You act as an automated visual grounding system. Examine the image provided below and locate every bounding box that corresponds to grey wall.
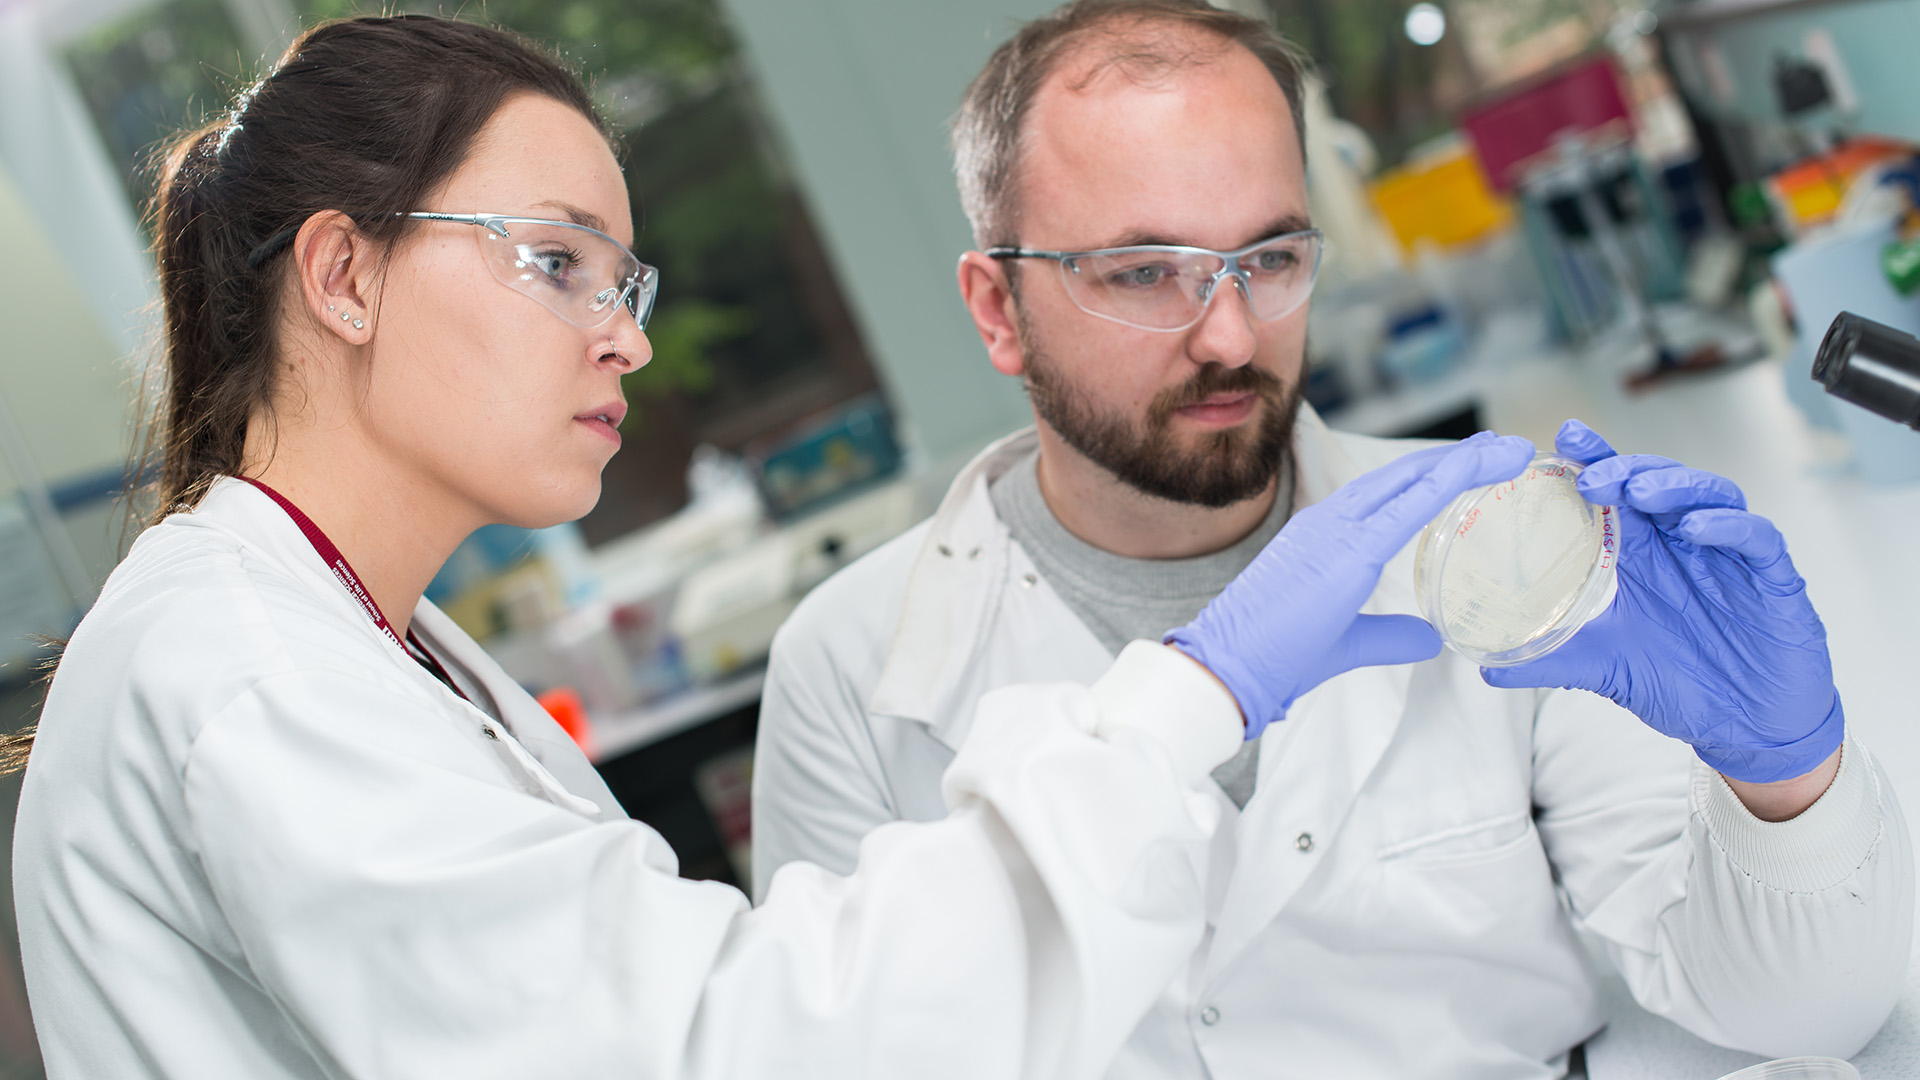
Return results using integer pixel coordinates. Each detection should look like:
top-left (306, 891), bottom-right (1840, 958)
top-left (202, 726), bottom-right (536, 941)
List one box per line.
top-left (1666, 0), bottom-right (1920, 144)
top-left (718, 0), bottom-right (1058, 466)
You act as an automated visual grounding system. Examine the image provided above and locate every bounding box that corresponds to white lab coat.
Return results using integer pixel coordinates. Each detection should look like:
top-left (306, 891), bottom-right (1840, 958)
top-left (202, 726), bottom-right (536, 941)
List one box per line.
top-left (12, 477), bottom-right (1250, 1080)
top-left (752, 407), bottom-right (1916, 1079)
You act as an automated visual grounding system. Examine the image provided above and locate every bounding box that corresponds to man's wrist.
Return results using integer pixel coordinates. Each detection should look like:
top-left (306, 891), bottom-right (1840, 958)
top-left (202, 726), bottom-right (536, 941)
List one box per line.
top-left (1696, 737), bottom-right (1884, 894)
top-left (1721, 745), bottom-right (1844, 822)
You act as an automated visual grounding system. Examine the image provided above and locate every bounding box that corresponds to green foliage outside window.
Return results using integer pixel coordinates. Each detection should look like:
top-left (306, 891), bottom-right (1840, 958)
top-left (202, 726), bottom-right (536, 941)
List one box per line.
top-left (62, 0), bottom-right (852, 419)
top-left (301, 0), bottom-right (782, 412)
top-left (64, 0), bottom-right (248, 225)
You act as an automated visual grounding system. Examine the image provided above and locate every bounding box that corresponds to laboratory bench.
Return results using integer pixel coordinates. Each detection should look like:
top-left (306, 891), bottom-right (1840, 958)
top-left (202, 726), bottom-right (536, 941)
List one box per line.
top-left (591, 667), bottom-right (767, 764)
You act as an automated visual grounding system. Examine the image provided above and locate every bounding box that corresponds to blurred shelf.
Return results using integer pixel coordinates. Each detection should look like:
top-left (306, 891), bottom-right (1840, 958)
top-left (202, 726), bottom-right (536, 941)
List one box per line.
top-left (590, 666), bottom-right (766, 763)
top-left (1321, 363), bottom-right (1491, 439)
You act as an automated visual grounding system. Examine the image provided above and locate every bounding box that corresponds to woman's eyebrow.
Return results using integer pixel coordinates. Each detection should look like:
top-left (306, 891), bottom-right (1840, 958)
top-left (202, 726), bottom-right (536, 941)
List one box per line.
top-left (535, 199), bottom-right (609, 235)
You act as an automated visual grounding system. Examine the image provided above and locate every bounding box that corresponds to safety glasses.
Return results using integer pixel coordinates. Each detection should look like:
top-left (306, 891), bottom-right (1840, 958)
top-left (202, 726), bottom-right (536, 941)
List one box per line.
top-left (407, 212), bottom-right (659, 332)
top-left (987, 229), bottom-right (1325, 333)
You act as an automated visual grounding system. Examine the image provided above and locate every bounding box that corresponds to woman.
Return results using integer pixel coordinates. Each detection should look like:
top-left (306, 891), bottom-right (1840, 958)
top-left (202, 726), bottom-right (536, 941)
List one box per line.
top-left (11, 15), bottom-right (1526, 1079)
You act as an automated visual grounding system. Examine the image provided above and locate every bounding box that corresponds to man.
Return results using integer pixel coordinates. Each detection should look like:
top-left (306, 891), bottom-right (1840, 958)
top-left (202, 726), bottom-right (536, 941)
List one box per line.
top-left (751, 2), bottom-right (1913, 1076)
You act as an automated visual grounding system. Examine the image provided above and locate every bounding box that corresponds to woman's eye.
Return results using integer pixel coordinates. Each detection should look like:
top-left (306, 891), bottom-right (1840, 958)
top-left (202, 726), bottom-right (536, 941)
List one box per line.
top-left (1253, 249), bottom-right (1298, 272)
top-left (518, 245), bottom-right (583, 285)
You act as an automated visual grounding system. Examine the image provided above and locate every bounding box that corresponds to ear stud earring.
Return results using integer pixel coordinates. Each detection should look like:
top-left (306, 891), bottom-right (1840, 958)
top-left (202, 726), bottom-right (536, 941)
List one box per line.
top-left (352, 319), bottom-right (364, 330)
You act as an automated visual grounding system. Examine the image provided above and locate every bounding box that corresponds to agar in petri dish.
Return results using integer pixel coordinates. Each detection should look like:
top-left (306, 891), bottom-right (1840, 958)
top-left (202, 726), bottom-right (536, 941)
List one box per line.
top-left (1412, 453), bottom-right (1618, 667)
top-left (1712, 1059), bottom-right (1860, 1080)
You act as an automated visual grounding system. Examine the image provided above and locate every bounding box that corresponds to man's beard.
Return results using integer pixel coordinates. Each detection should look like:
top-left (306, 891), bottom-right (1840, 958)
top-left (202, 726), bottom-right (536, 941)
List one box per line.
top-left (1021, 327), bottom-right (1303, 509)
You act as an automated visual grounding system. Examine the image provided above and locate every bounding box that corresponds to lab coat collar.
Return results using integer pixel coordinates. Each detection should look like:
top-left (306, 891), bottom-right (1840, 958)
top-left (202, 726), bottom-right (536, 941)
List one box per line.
top-left (867, 427), bottom-right (1038, 747)
top-left (1289, 402), bottom-right (1366, 506)
top-left (182, 479), bottom-right (625, 820)
top-left (186, 479), bottom-right (408, 658)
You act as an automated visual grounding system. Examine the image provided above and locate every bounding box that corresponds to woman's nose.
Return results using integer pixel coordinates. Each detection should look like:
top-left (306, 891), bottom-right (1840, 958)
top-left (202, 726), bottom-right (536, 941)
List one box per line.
top-left (596, 316), bottom-right (653, 371)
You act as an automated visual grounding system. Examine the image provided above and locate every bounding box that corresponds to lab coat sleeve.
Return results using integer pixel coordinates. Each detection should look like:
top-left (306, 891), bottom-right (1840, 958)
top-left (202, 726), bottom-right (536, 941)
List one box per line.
top-left (183, 641), bottom-right (1243, 1080)
top-left (750, 618), bottom-right (897, 902)
top-left (1532, 687), bottom-right (1914, 1058)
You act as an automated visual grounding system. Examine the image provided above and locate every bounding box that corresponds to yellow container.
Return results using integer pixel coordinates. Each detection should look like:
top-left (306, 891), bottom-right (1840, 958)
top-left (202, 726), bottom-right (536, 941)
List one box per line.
top-left (1766, 137), bottom-right (1912, 230)
top-left (1370, 148), bottom-right (1514, 253)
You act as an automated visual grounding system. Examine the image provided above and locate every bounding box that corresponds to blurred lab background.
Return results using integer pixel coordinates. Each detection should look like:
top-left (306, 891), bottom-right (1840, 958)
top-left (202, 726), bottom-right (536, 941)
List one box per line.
top-left (4, 0), bottom-right (1920, 1073)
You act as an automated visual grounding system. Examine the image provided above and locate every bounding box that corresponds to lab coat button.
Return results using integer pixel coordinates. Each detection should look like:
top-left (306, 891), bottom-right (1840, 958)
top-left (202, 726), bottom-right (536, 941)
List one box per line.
top-left (1021, 574), bottom-right (1037, 588)
top-left (1294, 831), bottom-right (1314, 853)
top-left (938, 544), bottom-right (953, 557)
top-left (482, 726), bottom-right (500, 741)
top-left (1199, 1006), bottom-right (1220, 1026)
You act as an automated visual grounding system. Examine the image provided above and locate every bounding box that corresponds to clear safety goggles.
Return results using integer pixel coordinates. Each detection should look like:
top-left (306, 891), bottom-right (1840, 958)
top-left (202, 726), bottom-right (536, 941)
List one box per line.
top-left (987, 229), bottom-right (1325, 333)
top-left (406, 212), bottom-right (659, 331)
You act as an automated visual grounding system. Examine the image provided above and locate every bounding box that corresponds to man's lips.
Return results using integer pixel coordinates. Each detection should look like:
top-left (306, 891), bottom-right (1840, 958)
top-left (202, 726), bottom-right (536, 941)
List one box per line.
top-left (1173, 391), bottom-right (1258, 426)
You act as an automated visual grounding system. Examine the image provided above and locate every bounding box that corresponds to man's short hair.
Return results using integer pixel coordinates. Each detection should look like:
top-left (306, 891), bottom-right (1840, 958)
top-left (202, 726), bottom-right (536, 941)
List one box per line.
top-left (951, 0), bottom-right (1310, 249)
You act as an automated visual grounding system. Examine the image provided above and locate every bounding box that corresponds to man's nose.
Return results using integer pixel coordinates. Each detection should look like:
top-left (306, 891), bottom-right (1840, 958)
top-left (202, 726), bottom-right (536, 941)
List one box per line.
top-left (1187, 272), bottom-right (1258, 369)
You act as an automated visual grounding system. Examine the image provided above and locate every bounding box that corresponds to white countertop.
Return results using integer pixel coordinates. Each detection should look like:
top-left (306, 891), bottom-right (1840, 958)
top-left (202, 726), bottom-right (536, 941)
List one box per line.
top-left (588, 667), bottom-right (767, 763)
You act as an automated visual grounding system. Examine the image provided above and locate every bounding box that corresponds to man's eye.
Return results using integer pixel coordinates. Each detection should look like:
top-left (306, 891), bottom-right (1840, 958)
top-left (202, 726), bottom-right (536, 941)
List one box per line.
top-left (1110, 264), bottom-right (1170, 287)
top-left (1253, 249), bottom-right (1298, 271)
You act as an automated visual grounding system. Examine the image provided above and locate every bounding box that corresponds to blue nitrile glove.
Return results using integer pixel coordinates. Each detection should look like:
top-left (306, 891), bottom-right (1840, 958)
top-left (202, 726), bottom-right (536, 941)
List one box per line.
top-left (1167, 432), bottom-right (1534, 740)
top-left (1483, 419), bottom-right (1844, 784)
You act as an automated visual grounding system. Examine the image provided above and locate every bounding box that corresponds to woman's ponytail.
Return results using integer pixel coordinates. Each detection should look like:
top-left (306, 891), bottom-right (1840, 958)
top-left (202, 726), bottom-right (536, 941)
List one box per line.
top-left (147, 123), bottom-right (270, 519)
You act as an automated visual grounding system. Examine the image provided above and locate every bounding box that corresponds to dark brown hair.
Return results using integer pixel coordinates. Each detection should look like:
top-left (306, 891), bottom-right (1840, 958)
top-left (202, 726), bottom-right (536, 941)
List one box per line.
top-left (1, 15), bottom-right (609, 772)
top-left (148, 14), bottom-right (609, 518)
top-left (951, 0), bottom-right (1310, 248)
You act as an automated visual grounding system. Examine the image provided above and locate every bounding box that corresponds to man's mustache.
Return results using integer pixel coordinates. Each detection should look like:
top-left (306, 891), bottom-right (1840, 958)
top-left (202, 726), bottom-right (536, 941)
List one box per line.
top-left (1152, 364), bottom-right (1287, 419)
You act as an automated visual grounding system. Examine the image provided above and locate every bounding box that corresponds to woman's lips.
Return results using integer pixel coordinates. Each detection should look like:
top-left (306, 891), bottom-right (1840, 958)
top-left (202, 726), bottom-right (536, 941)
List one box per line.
top-left (576, 415), bottom-right (622, 445)
top-left (575, 401), bottom-right (627, 446)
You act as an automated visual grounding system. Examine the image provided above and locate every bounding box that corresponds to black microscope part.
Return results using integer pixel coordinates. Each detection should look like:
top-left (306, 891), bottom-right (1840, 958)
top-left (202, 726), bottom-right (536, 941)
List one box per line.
top-left (1814, 311), bottom-right (1920, 431)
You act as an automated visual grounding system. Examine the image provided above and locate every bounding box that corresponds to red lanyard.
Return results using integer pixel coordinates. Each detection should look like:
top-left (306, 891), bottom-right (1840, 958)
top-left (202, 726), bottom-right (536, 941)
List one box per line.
top-left (239, 477), bottom-right (469, 702)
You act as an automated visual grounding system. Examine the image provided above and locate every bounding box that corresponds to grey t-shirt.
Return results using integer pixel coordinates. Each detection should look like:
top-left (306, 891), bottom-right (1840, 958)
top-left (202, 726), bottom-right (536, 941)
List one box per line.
top-left (989, 448), bottom-right (1292, 807)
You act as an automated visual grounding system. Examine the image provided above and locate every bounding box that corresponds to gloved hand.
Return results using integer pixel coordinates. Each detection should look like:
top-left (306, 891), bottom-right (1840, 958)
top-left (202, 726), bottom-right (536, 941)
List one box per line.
top-left (1167, 432), bottom-right (1534, 740)
top-left (1483, 419), bottom-right (1843, 784)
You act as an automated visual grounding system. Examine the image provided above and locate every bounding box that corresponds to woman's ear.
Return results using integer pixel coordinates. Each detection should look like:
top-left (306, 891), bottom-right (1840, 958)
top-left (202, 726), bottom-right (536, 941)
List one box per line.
top-left (292, 210), bottom-right (378, 344)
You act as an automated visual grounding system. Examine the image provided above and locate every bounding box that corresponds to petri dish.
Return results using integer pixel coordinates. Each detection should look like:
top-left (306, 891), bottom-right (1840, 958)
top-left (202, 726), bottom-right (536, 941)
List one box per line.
top-left (1412, 452), bottom-right (1618, 667)
top-left (1713, 1059), bottom-right (1860, 1080)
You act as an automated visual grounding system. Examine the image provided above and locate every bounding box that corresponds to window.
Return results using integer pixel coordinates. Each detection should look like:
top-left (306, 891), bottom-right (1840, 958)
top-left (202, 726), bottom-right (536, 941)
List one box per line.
top-left (64, 0), bottom-right (249, 222)
top-left (66, 0), bottom-right (886, 544)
